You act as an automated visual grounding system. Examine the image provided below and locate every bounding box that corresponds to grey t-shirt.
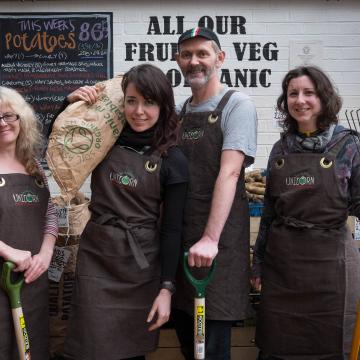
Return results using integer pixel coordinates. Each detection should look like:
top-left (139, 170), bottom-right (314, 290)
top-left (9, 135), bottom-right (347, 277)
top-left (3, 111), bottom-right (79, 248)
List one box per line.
top-left (176, 86), bottom-right (258, 167)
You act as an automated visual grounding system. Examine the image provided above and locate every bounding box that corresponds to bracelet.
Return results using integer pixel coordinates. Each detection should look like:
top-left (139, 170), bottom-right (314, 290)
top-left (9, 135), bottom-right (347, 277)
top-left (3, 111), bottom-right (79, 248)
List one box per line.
top-left (160, 280), bottom-right (176, 294)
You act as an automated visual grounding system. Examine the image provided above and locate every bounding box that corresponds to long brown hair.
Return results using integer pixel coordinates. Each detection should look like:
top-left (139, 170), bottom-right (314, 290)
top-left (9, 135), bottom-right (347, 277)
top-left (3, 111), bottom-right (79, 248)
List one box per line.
top-left (0, 86), bottom-right (44, 177)
top-left (121, 64), bottom-right (179, 155)
top-left (277, 66), bottom-right (342, 134)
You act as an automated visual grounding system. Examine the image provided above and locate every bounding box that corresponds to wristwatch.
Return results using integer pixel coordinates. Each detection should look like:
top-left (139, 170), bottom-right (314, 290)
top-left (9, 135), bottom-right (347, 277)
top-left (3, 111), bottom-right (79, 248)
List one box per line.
top-left (160, 280), bottom-right (176, 294)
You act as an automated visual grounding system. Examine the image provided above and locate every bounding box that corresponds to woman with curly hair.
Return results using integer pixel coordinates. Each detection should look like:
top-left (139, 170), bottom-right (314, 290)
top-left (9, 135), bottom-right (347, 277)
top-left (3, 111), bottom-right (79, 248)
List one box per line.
top-left (252, 66), bottom-right (360, 359)
top-left (0, 86), bottom-right (58, 359)
top-left (62, 64), bottom-right (189, 360)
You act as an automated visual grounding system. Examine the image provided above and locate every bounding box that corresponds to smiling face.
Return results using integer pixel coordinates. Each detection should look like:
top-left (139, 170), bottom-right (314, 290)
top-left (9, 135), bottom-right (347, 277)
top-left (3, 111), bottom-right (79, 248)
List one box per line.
top-left (124, 83), bottom-right (160, 133)
top-left (286, 75), bottom-right (322, 133)
top-left (0, 103), bottom-right (20, 149)
top-left (176, 37), bottom-right (224, 90)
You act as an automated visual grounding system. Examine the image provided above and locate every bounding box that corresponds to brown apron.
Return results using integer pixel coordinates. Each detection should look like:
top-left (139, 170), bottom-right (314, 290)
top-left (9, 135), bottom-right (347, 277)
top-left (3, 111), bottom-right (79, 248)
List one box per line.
top-left (174, 90), bottom-right (252, 320)
top-left (256, 134), bottom-right (360, 359)
top-left (0, 173), bottom-right (50, 360)
top-left (64, 145), bottom-right (162, 360)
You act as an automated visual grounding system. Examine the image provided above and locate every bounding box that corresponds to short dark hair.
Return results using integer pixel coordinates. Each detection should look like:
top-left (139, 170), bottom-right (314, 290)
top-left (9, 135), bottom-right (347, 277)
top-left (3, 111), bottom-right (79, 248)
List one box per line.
top-left (121, 64), bottom-right (178, 155)
top-left (277, 66), bottom-right (342, 134)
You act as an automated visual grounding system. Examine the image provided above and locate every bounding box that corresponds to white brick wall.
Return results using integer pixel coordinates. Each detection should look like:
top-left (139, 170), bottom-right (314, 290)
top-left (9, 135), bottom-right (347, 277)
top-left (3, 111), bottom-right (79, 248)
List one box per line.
top-left (1, 0), bottom-right (359, 196)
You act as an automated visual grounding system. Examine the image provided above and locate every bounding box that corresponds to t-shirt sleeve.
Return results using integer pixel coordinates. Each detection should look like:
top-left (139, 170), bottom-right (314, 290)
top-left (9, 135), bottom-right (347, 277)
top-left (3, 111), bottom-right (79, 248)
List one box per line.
top-left (160, 146), bottom-right (189, 186)
top-left (221, 95), bottom-right (258, 167)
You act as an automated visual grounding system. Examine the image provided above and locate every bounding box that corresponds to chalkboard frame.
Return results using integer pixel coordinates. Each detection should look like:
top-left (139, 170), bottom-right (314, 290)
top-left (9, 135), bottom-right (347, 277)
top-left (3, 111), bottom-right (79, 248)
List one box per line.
top-left (0, 12), bottom-right (113, 135)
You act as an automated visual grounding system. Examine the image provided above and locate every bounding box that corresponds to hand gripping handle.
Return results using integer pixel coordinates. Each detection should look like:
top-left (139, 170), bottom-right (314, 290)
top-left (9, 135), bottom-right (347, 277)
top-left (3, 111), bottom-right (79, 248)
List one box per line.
top-left (183, 252), bottom-right (216, 298)
top-left (0, 261), bottom-right (24, 309)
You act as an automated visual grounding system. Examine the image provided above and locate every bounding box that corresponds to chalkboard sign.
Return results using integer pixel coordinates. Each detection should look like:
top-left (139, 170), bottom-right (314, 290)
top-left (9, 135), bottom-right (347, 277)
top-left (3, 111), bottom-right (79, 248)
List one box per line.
top-left (0, 13), bottom-right (113, 135)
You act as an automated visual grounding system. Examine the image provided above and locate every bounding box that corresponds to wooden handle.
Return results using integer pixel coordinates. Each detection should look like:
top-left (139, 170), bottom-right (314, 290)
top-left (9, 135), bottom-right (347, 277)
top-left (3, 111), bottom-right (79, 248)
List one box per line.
top-left (12, 307), bottom-right (31, 360)
top-left (194, 297), bottom-right (205, 360)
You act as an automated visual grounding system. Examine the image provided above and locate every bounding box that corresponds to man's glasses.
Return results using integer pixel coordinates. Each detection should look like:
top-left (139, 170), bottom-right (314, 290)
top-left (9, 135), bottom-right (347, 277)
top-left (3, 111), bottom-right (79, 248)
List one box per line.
top-left (0, 113), bottom-right (20, 123)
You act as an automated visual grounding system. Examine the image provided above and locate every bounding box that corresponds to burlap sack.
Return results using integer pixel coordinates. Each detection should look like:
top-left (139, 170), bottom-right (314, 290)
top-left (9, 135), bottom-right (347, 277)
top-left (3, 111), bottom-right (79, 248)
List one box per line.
top-left (49, 238), bottom-right (79, 356)
top-left (49, 192), bottom-right (91, 356)
top-left (46, 75), bottom-right (125, 202)
top-left (52, 192), bottom-right (91, 236)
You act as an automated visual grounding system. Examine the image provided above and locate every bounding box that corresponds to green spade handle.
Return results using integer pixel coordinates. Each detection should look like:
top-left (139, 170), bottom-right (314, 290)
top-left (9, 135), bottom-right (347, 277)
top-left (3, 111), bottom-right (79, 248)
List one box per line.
top-left (183, 252), bottom-right (216, 298)
top-left (0, 261), bottom-right (24, 309)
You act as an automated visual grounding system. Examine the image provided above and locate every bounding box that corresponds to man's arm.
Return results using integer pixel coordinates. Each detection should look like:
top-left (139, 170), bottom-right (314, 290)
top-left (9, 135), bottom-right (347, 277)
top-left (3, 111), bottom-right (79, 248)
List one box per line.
top-left (188, 149), bottom-right (245, 267)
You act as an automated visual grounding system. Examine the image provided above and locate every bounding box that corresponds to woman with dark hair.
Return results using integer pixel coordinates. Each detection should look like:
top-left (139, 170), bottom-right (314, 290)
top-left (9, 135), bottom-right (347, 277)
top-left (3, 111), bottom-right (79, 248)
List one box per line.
top-left (62, 64), bottom-right (188, 360)
top-left (277, 66), bottom-right (342, 133)
top-left (252, 66), bottom-right (360, 359)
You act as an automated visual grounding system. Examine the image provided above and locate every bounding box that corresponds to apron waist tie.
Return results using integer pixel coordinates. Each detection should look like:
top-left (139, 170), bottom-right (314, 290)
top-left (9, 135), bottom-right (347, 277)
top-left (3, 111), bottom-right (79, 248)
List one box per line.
top-left (277, 215), bottom-right (346, 230)
top-left (93, 213), bottom-right (151, 270)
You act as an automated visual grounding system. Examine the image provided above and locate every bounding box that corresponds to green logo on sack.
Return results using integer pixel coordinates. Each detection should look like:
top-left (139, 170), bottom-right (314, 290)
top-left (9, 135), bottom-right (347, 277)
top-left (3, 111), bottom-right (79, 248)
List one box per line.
top-left (64, 126), bottom-right (93, 154)
top-left (182, 127), bottom-right (204, 141)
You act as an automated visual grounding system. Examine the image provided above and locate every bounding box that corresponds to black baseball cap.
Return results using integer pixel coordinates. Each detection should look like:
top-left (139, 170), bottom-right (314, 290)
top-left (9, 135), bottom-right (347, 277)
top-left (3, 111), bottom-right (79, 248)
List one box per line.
top-left (178, 27), bottom-right (221, 50)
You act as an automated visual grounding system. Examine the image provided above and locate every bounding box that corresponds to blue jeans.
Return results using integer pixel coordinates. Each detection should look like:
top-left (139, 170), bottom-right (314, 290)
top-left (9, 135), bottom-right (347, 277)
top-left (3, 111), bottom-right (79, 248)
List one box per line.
top-left (172, 309), bottom-right (232, 360)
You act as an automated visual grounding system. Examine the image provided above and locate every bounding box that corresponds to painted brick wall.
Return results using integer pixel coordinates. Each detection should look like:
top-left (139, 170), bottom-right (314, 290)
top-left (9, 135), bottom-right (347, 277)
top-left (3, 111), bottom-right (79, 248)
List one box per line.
top-left (1, 0), bottom-right (359, 196)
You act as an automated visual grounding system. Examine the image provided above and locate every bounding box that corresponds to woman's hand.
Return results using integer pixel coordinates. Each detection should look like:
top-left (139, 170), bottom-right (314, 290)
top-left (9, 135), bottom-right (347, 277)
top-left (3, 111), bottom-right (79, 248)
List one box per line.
top-left (24, 234), bottom-right (56, 284)
top-left (147, 289), bottom-right (172, 331)
top-left (24, 249), bottom-right (53, 283)
top-left (67, 85), bottom-right (99, 104)
top-left (0, 241), bottom-right (32, 272)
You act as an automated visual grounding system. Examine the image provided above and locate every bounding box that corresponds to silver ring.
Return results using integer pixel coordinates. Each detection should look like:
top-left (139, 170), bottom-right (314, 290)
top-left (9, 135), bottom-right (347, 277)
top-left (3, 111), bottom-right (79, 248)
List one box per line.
top-left (274, 158), bottom-right (285, 169)
top-left (208, 114), bottom-right (218, 124)
top-left (145, 161), bottom-right (157, 173)
top-left (35, 178), bottom-right (44, 188)
top-left (320, 157), bottom-right (333, 169)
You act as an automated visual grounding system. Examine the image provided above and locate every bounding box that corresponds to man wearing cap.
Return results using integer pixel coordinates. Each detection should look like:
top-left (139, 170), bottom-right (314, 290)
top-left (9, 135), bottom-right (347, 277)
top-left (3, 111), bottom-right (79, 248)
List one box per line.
top-left (172, 27), bottom-right (258, 359)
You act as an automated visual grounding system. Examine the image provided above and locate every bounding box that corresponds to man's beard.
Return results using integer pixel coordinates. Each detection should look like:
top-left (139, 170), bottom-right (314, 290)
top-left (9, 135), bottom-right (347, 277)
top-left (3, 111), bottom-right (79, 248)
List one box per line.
top-left (184, 65), bottom-right (216, 89)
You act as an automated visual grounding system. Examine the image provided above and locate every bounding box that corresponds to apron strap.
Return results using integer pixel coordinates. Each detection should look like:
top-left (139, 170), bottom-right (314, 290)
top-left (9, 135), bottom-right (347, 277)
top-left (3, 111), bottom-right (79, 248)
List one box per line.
top-left (178, 90), bottom-right (236, 120)
top-left (326, 132), bottom-right (352, 158)
top-left (94, 214), bottom-right (150, 270)
top-left (178, 97), bottom-right (192, 120)
top-left (213, 90), bottom-right (236, 112)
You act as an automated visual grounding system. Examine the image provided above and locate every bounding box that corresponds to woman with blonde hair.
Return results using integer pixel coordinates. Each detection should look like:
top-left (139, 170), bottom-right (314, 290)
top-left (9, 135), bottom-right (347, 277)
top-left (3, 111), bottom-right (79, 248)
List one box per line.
top-left (0, 86), bottom-right (58, 360)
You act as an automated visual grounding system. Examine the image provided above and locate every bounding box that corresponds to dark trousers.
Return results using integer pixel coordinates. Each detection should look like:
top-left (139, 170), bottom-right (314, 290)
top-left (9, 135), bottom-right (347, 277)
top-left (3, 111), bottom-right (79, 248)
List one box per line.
top-left (172, 308), bottom-right (232, 360)
top-left (257, 351), bottom-right (283, 360)
top-left (55, 354), bottom-right (145, 360)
